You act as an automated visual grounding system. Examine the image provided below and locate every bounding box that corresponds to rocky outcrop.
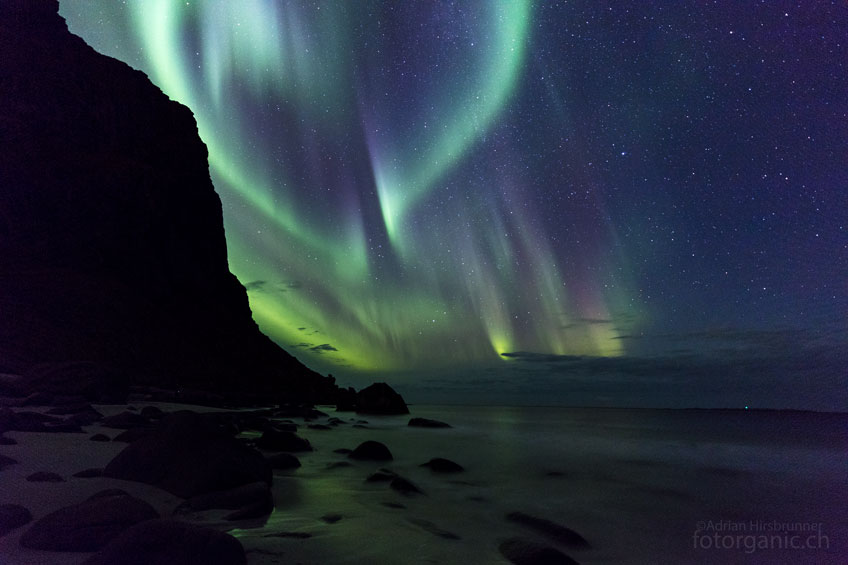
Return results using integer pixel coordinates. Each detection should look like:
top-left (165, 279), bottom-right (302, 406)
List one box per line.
top-left (355, 383), bottom-right (409, 415)
top-left (102, 411), bottom-right (271, 498)
top-left (0, 0), bottom-right (335, 400)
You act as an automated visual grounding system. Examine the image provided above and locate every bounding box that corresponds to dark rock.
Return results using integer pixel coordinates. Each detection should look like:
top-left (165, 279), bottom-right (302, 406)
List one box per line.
top-left (390, 476), bottom-right (423, 496)
top-left (498, 537), bottom-right (579, 565)
top-left (321, 513), bottom-right (343, 524)
top-left (139, 406), bottom-right (164, 419)
top-left (307, 423), bottom-right (332, 430)
top-left (505, 512), bottom-right (590, 549)
top-left (333, 448), bottom-right (352, 455)
top-left (0, 504), bottom-right (32, 537)
top-left (0, 435), bottom-right (15, 445)
top-left (103, 411), bottom-right (271, 498)
top-left (0, 407), bottom-right (84, 433)
top-left (89, 489), bottom-right (131, 499)
top-left (355, 383), bottom-right (409, 415)
top-left (46, 402), bottom-right (97, 415)
top-left (179, 482), bottom-right (274, 521)
top-left (348, 440), bottom-right (393, 461)
top-left (267, 421), bottom-right (298, 432)
top-left (90, 433), bottom-right (111, 442)
top-left (26, 471), bottom-right (64, 482)
top-left (20, 391), bottom-right (56, 406)
top-left (101, 411), bottom-right (151, 430)
top-left (365, 470), bottom-right (397, 482)
top-left (81, 519), bottom-right (246, 565)
top-left (335, 387), bottom-right (357, 411)
top-left (264, 531), bottom-right (312, 539)
top-left (408, 417), bottom-right (451, 428)
top-left (224, 500), bottom-right (274, 521)
top-left (420, 457), bottom-right (464, 473)
top-left (73, 468), bottom-right (104, 478)
top-left (0, 0), bottom-right (338, 404)
top-left (327, 417), bottom-right (344, 425)
top-left (20, 490), bottom-right (159, 551)
top-left (0, 453), bottom-right (17, 470)
top-left (112, 427), bottom-right (153, 443)
top-left (325, 461), bottom-right (352, 470)
top-left (65, 407), bottom-right (105, 426)
top-left (256, 429), bottom-right (312, 452)
top-left (408, 518), bottom-right (460, 540)
top-left (266, 452), bottom-right (301, 470)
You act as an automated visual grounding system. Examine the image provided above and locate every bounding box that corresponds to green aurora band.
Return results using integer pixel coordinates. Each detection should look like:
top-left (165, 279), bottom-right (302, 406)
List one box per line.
top-left (60, 1), bottom-right (637, 377)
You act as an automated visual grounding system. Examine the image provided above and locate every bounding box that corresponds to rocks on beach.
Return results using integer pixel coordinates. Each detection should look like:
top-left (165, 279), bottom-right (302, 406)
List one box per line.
top-left (19, 490), bottom-right (159, 551)
top-left (81, 519), bottom-right (247, 565)
top-left (26, 471), bottom-right (64, 482)
top-left (420, 457), bottom-right (464, 473)
top-left (348, 440), bottom-right (393, 461)
top-left (102, 411), bottom-right (271, 499)
top-left (256, 429), bottom-right (313, 452)
top-left (499, 537), bottom-right (580, 565)
top-left (0, 504), bottom-right (32, 537)
top-left (408, 417), bottom-right (451, 428)
top-left (506, 511), bottom-right (591, 549)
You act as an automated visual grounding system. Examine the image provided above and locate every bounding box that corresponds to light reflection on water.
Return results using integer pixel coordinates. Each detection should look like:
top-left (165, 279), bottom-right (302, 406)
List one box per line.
top-left (230, 406), bottom-right (847, 564)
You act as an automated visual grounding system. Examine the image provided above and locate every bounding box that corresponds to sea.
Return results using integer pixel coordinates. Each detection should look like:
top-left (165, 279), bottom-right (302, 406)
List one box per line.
top-left (230, 405), bottom-right (847, 564)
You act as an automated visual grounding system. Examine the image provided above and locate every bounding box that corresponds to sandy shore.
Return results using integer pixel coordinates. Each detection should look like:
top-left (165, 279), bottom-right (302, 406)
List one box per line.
top-left (1, 401), bottom-right (845, 564)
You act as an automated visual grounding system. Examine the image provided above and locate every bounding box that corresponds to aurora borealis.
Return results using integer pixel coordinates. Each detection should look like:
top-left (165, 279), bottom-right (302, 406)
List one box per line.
top-left (58, 1), bottom-right (846, 405)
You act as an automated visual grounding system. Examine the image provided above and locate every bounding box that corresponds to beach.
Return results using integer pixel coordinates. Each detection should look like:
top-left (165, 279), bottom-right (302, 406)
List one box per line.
top-left (1, 401), bottom-right (844, 564)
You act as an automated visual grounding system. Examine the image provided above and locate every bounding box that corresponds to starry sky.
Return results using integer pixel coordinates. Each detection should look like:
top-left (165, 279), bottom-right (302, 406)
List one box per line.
top-left (59, 1), bottom-right (846, 409)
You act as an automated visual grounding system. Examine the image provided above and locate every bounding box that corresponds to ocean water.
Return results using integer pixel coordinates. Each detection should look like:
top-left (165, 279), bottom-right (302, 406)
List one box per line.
top-left (231, 405), bottom-right (847, 564)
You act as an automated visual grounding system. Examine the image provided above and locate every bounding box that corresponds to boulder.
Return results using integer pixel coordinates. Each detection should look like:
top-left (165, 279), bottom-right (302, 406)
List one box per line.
top-left (81, 519), bottom-right (246, 565)
top-left (408, 417), bottom-right (451, 428)
top-left (506, 512), bottom-right (590, 549)
top-left (103, 411), bottom-right (271, 498)
top-left (183, 481), bottom-right (272, 513)
top-left (266, 452), bottom-right (301, 470)
top-left (420, 458), bottom-right (464, 473)
top-left (255, 429), bottom-right (312, 452)
top-left (101, 411), bottom-right (151, 430)
top-left (26, 471), bottom-right (64, 482)
top-left (19, 490), bottom-right (158, 551)
top-left (348, 440), bottom-right (393, 461)
top-left (139, 405), bottom-right (165, 419)
top-left (73, 468), bottom-right (104, 478)
top-left (0, 453), bottom-right (17, 470)
top-left (498, 537), bottom-right (579, 565)
top-left (390, 476), bottom-right (423, 496)
top-left (0, 504), bottom-right (32, 537)
top-left (355, 383), bottom-right (409, 415)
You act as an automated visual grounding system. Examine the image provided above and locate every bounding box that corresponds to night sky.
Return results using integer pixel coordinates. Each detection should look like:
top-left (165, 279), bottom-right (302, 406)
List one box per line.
top-left (59, 1), bottom-right (846, 409)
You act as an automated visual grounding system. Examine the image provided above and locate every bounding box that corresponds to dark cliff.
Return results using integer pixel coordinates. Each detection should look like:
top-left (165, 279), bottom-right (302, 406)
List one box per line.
top-left (0, 0), bottom-right (335, 400)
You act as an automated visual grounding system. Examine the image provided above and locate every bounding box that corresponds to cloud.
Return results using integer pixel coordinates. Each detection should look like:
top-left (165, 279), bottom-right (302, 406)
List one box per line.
top-left (286, 281), bottom-right (303, 290)
top-left (310, 343), bottom-right (338, 353)
top-left (561, 318), bottom-right (613, 330)
top-left (243, 280), bottom-right (267, 292)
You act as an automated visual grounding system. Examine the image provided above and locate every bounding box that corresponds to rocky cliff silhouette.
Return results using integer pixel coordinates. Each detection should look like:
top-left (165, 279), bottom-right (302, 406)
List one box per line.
top-left (0, 0), bottom-right (336, 401)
